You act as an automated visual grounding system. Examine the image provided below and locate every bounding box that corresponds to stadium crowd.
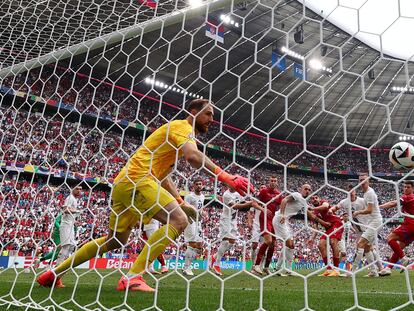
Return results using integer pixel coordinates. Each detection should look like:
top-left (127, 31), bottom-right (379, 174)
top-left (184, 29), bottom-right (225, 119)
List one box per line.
top-left (0, 67), bottom-right (412, 268)
top-left (1, 66), bottom-right (394, 176)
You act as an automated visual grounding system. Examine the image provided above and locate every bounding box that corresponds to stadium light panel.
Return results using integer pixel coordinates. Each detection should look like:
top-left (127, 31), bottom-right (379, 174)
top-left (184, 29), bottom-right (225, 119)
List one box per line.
top-left (390, 86), bottom-right (414, 94)
top-left (219, 14), bottom-right (239, 27)
top-left (144, 77), bottom-right (198, 97)
top-left (281, 46), bottom-right (305, 60)
top-left (309, 59), bottom-right (323, 70)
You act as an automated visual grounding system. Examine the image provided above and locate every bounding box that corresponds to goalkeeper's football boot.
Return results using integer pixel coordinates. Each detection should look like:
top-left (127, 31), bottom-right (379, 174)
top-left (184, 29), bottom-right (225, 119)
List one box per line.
top-left (117, 275), bottom-right (155, 293)
top-left (37, 270), bottom-right (61, 288)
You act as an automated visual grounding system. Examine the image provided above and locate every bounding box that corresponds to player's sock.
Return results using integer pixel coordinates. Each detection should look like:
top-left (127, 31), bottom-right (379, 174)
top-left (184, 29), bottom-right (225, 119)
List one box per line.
top-left (184, 246), bottom-right (198, 270)
top-left (286, 248), bottom-right (294, 271)
top-left (372, 250), bottom-right (383, 270)
top-left (254, 243), bottom-right (268, 266)
top-left (129, 224), bottom-right (179, 275)
top-left (54, 236), bottom-right (108, 274)
top-left (388, 240), bottom-right (405, 259)
top-left (158, 253), bottom-right (166, 267)
top-left (275, 248), bottom-right (285, 270)
top-left (215, 240), bottom-right (231, 265)
top-left (322, 256), bottom-right (331, 270)
top-left (251, 247), bottom-right (257, 264)
top-left (264, 244), bottom-right (275, 268)
top-left (387, 252), bottom-right (400, 269)
top-left (333, 257), bottom-right (340, 268)
top-left (352, 248), bottom-right (364, 272)
top-left (365, 251), bottom-right (377, 272)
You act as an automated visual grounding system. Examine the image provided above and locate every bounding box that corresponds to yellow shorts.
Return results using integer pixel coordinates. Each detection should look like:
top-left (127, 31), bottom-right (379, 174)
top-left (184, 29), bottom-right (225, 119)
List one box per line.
top-left (109, 177), bottom-right (176, 233)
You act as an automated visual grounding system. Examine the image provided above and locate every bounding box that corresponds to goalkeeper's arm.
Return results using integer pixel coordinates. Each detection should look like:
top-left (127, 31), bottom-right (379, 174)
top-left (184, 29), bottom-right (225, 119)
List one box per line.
top-left (181, 142), bottom-right (253, 196)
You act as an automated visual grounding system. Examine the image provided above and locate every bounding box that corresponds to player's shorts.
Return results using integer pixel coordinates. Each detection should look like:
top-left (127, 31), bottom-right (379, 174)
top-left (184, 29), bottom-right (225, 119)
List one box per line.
top-left (219, 221), bottom-right (238, 240)
top-left (60, 224), bottom-right (76, 246)
top-left (393, 222), bottom-right (414, 245)
top-left (338, 240), bottom-right (346, 254)
top-left (320, 222), bottom-right (343, 241)
top-left (272, 214), bottom-right (293, 241)
top-left (109, 177), bottom-right (175, 233)
top-left (361, 219), bottom-right (382, 244)
top-left (251, 221), bottom-right (261, 243)
top-left (184, 221), bottom-right (203, 243)
top-left (260, 213), bottom-right (274, 236)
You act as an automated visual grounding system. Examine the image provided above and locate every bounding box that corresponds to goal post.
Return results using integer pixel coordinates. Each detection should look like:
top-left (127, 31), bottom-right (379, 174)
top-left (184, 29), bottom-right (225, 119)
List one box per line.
top-left (0, 0), bottom-right (242, 79)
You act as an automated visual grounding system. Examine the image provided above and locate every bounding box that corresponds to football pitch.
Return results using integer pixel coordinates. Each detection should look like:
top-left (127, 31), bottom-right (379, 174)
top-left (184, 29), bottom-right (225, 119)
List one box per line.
top-left (1, 269), bottom-right (413, 310)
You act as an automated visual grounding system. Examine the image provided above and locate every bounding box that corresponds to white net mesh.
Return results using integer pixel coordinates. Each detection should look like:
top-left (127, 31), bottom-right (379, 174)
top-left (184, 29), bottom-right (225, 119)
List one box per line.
top-left (1, 0), bottom-right (414, 310)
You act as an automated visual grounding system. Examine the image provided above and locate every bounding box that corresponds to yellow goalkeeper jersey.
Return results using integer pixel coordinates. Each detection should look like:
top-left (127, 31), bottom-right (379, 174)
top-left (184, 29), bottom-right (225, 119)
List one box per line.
top-left (114, 119), bottom-right (196, 183)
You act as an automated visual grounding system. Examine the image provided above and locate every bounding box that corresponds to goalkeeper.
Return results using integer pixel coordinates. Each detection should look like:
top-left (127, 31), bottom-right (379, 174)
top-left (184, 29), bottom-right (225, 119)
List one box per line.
top-left (38, 99), bottom-right (254, 293)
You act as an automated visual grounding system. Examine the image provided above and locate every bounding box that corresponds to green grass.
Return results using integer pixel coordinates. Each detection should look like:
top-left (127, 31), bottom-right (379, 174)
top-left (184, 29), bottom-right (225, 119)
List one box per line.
top-left (1, 268), bottom-right (414, 310)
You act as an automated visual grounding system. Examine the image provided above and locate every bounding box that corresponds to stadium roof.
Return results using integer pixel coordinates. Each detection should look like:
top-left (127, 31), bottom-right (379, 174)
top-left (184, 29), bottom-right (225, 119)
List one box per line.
top-left (301, 0), bottom-right (414, 61)
top-left (1, 0), bottom-right (413, 148)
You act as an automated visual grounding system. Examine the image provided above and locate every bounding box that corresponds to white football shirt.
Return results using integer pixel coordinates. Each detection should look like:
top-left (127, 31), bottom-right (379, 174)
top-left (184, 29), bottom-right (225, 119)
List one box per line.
top-left (364, 187), bottom-right (382, 223)
top-left (275, 192), bottom-right (307, 219)
top-left (184, 192), bottom-right (205, 222)
top-left (61, 194), bottom-right (79, 226)
top-left (221, 190), bottom-right (243, 227)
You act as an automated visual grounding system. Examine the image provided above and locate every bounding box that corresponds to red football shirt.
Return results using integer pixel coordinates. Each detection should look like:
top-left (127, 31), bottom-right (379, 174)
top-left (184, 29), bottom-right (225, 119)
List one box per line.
top-left (401, 193), bottom-right (414, 225)
top-left (316, 200), bottom-right (342, 225)
top-left (258, 187), bottom-right (283, 215)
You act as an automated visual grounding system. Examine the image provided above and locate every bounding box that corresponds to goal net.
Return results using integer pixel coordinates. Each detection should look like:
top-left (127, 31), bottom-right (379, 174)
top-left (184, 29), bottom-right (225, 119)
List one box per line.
top-left (1, 0), bottom-right (414, 310)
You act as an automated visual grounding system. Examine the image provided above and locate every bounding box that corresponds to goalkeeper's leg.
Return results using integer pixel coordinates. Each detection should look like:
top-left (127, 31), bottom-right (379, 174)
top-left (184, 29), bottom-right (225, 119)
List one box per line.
top-left (37, 229), bottom-right (131, 287)
top-left (116, 200), bottom-right (188, 292)
top-left (125, 201), bottom-right (188, 277)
